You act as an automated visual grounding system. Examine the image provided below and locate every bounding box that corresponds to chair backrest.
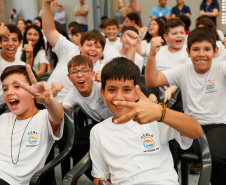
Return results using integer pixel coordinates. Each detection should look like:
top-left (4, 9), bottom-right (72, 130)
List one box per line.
top-left (63, 151), bottom-right (91, 185)
top-left (179, 131), bottom-right (212, 185)
top-left (30, 107), bottom-right (75, 185)
top-left (38, 72), bottom-right (52, 82)
top-left (139, 75), bottom-right (164, 102)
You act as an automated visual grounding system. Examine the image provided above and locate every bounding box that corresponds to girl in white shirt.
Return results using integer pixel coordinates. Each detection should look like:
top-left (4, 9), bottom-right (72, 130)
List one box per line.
top-left (21, 25), bottom-right (49, 77)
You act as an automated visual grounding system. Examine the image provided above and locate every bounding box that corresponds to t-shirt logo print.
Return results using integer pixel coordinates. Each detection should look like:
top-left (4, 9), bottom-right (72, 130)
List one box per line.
top-left (143, 136), bottom-right (155, 150)
top-left (205, 81), bottom-right (215, 92)
top-left (28, 134), bottom-right (38, 145)
top-left (27, 131), bottom-right (39, 147)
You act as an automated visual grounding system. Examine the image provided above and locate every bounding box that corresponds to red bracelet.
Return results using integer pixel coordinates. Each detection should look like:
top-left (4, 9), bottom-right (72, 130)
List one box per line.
top-left (158, 103), bottom-right (167, 122)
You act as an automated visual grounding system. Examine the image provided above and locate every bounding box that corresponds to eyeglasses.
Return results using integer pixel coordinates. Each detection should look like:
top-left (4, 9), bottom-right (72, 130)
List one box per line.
top-left (69, 68), bottom-right (92, 77)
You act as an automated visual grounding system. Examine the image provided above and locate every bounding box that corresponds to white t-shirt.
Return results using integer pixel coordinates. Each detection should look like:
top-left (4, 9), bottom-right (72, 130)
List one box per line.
top-left (90, 117), bottom-right (192, 185)
top-left (141, 40), bottom-right (151, 66)
top-left (0, 53), bottom-right (25, 104)
top-left (74, 4), bottom-right (89, 25)
top-left (216, 40), bottom-right (226, 58)
top-left (0, 109), bottom-right (64, 185)
top-left (155, 45), bottom-right (190, 72)
top-left (103, 38), bottom-right (122, 59)
top-left (63, 81), bottom-right (113, 122)
top-left (47, 35), bottom-right (80, 103)
top-left (32, 49), bottom-right (49, 72)
top-left (103, 49), bottom-right (143, 73)
top-left (163, 61), bottom-right (226, 125)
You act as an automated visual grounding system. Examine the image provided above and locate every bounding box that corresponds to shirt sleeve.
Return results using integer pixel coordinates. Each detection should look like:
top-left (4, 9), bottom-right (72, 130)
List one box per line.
top-left (162, 65), bottom-right (183, 87)
top-left (38, 50), bottom-right (50, 64)
top-left (53, 34), bottom-right (79, 63)
top-left (62, 88), bottom-right (78, 109)
top-left (200, 3), bottom-right (205, 11)
top-left (150, 8), bottom-right (156, 17)
top-left (90, 127), bottom-right (110, 179)
top-left (158, 122), bottom-right (193, 150)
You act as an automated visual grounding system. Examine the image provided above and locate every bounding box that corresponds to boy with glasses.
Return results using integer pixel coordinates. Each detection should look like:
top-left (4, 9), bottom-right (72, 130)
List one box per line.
top-left (63, 55), bottom-right (112, 123)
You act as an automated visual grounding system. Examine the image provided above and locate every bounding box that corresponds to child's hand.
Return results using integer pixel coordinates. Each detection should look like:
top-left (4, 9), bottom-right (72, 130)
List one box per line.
top-left (114, 85), bottom-right (162, 124)
top-left (125, 30), bottom-right (140, 46)
top-left (22, 41), bottom-right (33, 62)
top-left (150, 36), bottom-right (164, 55)
top-left (51, 82), bottom-right (63, 98)
top-left (149, 93), bottom-right (158, 104)
top-left (164, 88), bottom-right (172, 103)
top-left (222, 37), bottom-right (226, 49)
top-left (14, 64), bottom-right (53, 104)
top-left (0, 23), bottom-right (10, 38)
top-left (95, 71), bottom-right (101, 82)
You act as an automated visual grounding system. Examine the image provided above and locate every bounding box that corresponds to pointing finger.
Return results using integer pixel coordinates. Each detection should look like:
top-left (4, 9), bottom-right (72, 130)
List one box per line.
top-left (26, 64), bottom-right (37, 84)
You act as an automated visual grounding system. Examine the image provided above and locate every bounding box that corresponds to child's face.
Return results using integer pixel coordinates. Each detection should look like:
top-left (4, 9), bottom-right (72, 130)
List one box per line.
top-left (67, 64), bottom-right (95, 96)
top-left (105, 25), bottom-right (119, 42)
top-left (80, 40), bottom-right (103, 64)
top-left (186, 40), bottom-right (218, 74)
top-left (71, 33), bottom-right (82, 46)
top-left (0, 33), bottom-right (21, 62)
top-left (164, 26), bottom-right (185, 52)
top-left (124, 17), bottom-right (134, 27)
top-left (26, 28), bottom-right (40, 47)
top-left (33, 19), bottom-right (41, 28)
top-left (101, 79), bottom-right (138, 123)
top-left (2, 73), bottom-right (35, 120)
top-left (148, 20), bottom-right (159, 37)
top-left (17, 20), bottom-right (27, 32)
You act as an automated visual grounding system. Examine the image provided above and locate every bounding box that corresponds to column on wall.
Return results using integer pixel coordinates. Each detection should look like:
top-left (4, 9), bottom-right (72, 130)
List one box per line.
top-left (0, 0), bottom-right (5, 23)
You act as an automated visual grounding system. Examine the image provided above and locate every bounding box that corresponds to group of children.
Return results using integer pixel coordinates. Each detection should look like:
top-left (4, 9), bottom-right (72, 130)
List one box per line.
top-left (0, 0), bottom-right (225, 184)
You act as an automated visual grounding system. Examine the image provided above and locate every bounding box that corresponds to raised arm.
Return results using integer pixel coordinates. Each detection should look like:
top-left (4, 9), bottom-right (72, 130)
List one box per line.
top-left (145, 36), bottom-right (169, 88)
top-left (14, 64), bottom-right (64, 133)
top-left (114, 85), bottom-right (203, 139)
top-left (125, 30), bottom-right (139, 62)
top-left (42, 0), bottom-right (60, 47)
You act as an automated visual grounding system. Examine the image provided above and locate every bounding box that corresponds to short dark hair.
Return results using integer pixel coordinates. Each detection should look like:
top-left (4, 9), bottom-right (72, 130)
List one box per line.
top-left (126, 13), bottom-right (139, 25)
top-left (68, 55), bottom-right (93, 71)
top-left (1, 65), bottom-right (37, 86)
top-left (26, 19), bottom-right (32, 25)
top-left (101, 57), bottom-right (140, 90)
top-left (187, 27), bottom-right (216, 52)
top-left (0, 24), bottom-right (22, 42)
top-left (164, 18), bottom-right (185, 35)
top-left (68, 21), bottom-right (79, 29)
top-left (178, 15), bottom-right (191, 31)
top-left (121, 26), bottom-right (139, 35)
top-left (71, 25), bottom-right (84, 35)
top-left (80, 29), bottom-right (106, 51)
top-left (104, 18), bottom-right (119, 29)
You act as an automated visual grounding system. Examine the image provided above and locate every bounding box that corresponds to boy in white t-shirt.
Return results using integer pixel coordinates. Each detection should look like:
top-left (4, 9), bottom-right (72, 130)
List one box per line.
top-left (90, 57), bottom-right (202, 185)
top-left (62, 55), bottom-right (112, 179)
top-left (145, 27), bottom-right (226, 185)
top-left (63, 55), bottom-right (112, 122)
top-left (0, 65), bottom-right (64, 185)
top-left (102, 18), bottom-right (122, 59)
top-left (42, 0), bottom-right (106, 103)
top-left (147, 18), bottom-right (190, 103)
top-left (0, 24), bottom-right (32, 104)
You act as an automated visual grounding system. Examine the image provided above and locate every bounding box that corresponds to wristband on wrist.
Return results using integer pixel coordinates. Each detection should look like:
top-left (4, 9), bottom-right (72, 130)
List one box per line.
top-left (158, 103), bottom-right (167, 122)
